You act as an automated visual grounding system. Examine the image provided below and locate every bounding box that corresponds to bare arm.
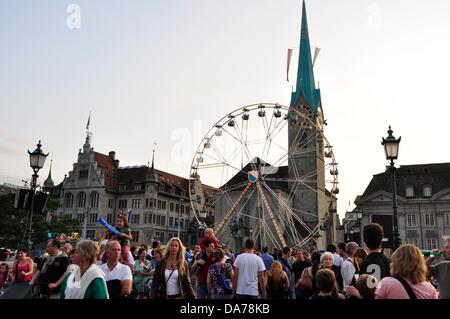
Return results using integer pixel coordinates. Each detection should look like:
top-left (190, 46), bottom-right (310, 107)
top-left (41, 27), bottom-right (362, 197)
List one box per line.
top-left (30, 270), bottom-right (40, 286)
top-left (11, 260), bottom-right (17, 281)
top-left (258, 271), bottom-right (267, 299)
top-left (49, 272), bottom-right (67, 289)
top-left (121, 280), bottom-right (132, 296)
top-left (207, 272), bottom-right (212, 295)
top-left (232, 267), bottom-right (239, 298)
top-left (26, 258), bottom-right (34, 277)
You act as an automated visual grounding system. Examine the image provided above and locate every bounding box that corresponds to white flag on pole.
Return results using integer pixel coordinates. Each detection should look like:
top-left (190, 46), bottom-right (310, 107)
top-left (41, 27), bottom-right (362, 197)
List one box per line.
top-left (287, 48), bottom-right (294, 82)
top-left (313, 47), bottom-right (321, 67)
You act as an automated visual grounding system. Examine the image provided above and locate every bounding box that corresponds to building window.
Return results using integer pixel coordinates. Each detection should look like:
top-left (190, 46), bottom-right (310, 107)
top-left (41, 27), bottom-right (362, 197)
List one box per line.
top-left (157, 200), bottom-right (167, 211)
top-left (130, 214), bottom-right (140, 224)
top-left (108, 199), bottom-right (114, 209)
top-left (406, 214), bottom-right (417, 228)
top-left (161, 216), bottom-right (166, 226)
top-left (132, 199), bottom-right (141, 209)
top-left (424, 213), bottom-right (435, 227)
top-left (65, 193), bottom-right (74, 208)
top-left (423, 185), bottom-right (432, 197)
top-left (148, 185), bottom-right (155, 192)
top-left (169, 217), bottom-right (174, 227)
top-left (107, 213), bottom-right (113, 224)
top-left (191, 235), bottom-right (197, 245)
top-left (446, 213), bottom-right (450, 227)
top-left (119, 185), bottom-right (126, 191)
top-left (406, 238), bottom-right (419, 247)
top-left (86, 230), bottom-right (96, 240)
top-left (90, 192), bottom-right (99, 208)
top-left (134, 184), bottom-right (142, 191)
top-left (79, 169), bottom-right (89, 179)
top-left (147, 198), bottom-right (155, 208)
top-left (156, 215), bottom-right (161, 225)
top-left (77, 213), bottom-right (85, 223)
top-left (427, 239), bottom-right (438, 250)
top-left (118, 200), bottom-right (127, 209)
top-left (89, 213), bottom-right (98, 224)
top-left (159, 186), bottom-right (164, 192)
top-left (77, 192), bottom-right (86, 208)
top-left (131, 231), bottom-right (139, 243)
top-left (170, 203), bottom-right (174, 212)
top-left (405, 185), bottom-right (414, 198)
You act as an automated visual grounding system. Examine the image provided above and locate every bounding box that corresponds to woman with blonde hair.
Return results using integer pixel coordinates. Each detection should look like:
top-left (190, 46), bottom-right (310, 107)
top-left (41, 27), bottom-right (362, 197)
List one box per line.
top-left (375, 244), bottom-right (438, 299)
top-left (266, 261), bottom-right (289, 299)
top-left (150, 237), bottom-right (195, 299)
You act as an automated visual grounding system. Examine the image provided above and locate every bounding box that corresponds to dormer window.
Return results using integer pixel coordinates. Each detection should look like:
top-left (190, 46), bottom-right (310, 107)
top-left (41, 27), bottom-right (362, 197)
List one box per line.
top-left (119, 185), bottom-right (126, 191)
top-left (423, 185), bottom-right (432, 197)
top-left (405, 185), bottom-right (414, 198)
top-left (134, 184), bottom-right (142, 191)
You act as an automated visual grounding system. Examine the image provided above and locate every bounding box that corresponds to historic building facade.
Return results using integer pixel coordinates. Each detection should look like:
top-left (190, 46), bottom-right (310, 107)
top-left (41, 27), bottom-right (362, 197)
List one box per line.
top-left (348, 163), bottom-right (450, 251)
top-left (55, 134), bottom-right (214, 247)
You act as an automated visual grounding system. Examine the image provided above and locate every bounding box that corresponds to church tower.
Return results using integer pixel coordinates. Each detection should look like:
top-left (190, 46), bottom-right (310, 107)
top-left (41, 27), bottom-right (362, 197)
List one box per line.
top-left (288, 0), bottom-right (327, 249)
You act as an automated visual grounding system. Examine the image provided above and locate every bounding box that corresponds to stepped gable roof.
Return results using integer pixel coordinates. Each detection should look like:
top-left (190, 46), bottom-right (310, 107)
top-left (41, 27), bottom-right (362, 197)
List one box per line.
top-left (362, 163), bottom-right (450, 198)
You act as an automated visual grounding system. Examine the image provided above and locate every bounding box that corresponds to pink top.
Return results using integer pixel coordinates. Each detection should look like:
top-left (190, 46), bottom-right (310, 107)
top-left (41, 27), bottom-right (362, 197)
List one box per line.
top-left (375, 277), bottom-right (438, 299)
top-left (15, 260), bottom-right (32, 282)
top-left (0, 274), bottom-right (7, 288)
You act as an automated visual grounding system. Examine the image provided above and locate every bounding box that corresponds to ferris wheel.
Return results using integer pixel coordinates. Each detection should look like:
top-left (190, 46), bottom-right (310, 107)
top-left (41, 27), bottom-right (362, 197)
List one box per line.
top-left (189, 103), bottom-right (338, 250)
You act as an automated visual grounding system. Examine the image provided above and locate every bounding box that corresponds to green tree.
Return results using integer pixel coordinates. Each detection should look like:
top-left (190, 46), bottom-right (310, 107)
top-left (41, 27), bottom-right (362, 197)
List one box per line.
top-left (0, 193), bottom-right (80, 249)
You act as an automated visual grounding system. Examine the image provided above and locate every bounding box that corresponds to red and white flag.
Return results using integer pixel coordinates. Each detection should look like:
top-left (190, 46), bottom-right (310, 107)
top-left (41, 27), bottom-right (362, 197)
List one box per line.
top-left (287, 48), bottom-right (293, 82)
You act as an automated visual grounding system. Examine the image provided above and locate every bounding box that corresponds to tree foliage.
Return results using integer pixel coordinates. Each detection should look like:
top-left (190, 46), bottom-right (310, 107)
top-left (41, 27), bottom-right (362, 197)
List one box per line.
top-left (0, 193), bottom-right (80, 249)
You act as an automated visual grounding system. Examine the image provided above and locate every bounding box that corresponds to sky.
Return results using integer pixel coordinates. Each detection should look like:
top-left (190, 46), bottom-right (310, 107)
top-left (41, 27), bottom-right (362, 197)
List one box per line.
top-left (2, 0), bottom-right (450, 222)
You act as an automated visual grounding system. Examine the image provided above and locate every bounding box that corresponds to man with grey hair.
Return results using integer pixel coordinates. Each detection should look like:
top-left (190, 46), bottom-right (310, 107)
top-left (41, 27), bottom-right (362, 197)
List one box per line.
top-left (99, 240), bottom-right (132, 299)
top-left (341, 242), bottom-right (359, 293)
top-left (426, 236), bottom-right (450, 299)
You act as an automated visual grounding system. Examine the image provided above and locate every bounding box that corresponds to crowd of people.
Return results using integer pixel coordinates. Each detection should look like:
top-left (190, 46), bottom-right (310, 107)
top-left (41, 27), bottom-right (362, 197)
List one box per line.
top-left (0, 218), bottom-right (449, 300)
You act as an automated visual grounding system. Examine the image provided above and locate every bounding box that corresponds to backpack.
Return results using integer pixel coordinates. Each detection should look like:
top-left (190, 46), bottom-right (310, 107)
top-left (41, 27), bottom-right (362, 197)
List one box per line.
top-left (218, 265), bottom-right (232, 293)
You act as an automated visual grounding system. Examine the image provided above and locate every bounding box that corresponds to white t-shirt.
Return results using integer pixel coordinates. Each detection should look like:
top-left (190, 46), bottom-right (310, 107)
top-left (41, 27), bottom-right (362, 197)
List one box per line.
top-left (332, 253), bottom-right (343, 267)
top-left (99, 262), bottom-right (133, 282)
top-left (234, 252), bottom-right (266, 296)
top-left (341, 258), bottom-right (356, 292)
top-left (165, 269), bottom-right (180, 296)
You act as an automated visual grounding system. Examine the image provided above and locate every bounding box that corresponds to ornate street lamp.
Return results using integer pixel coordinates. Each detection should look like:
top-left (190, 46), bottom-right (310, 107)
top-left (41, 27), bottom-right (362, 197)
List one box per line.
top-left (381, 126), bottom-right (402, 251)
top-left (24, 140), bottom-right (48, 252)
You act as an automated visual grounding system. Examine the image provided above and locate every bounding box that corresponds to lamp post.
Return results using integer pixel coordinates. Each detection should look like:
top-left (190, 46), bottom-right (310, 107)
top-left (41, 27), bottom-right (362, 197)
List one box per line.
top-left (177, 198), bottom-right (184, 239)
top-left (381, 126), bottom-right (402, 251)
top-left (356, 210), bottom-right (363, 246)
top-left (82, 206), bottom-right (90, 239)
top-left (25, 140), bottom-right (48, 252)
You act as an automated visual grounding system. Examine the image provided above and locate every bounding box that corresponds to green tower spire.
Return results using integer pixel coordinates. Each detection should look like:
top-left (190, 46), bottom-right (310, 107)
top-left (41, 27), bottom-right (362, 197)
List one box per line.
top-left (146, 145), bottom-right (158, 183)
top-left (44, 159), bottom-right (54, 187)
top-left (290, 0), bottom-right (320, 112)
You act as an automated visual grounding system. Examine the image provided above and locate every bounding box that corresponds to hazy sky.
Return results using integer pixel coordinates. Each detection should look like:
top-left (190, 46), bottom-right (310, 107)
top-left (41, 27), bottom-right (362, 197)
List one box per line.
top-left (2, 0), bottom-right (450, 221)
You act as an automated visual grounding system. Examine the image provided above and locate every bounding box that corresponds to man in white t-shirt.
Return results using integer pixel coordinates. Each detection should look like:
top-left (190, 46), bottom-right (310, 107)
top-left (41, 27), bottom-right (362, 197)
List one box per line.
top-left (232, 239), bottom-right (266, 299)
top-left (99, 240), bottom-right (133, 299)
top-left (341, 242), bottom-right (358, 293)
